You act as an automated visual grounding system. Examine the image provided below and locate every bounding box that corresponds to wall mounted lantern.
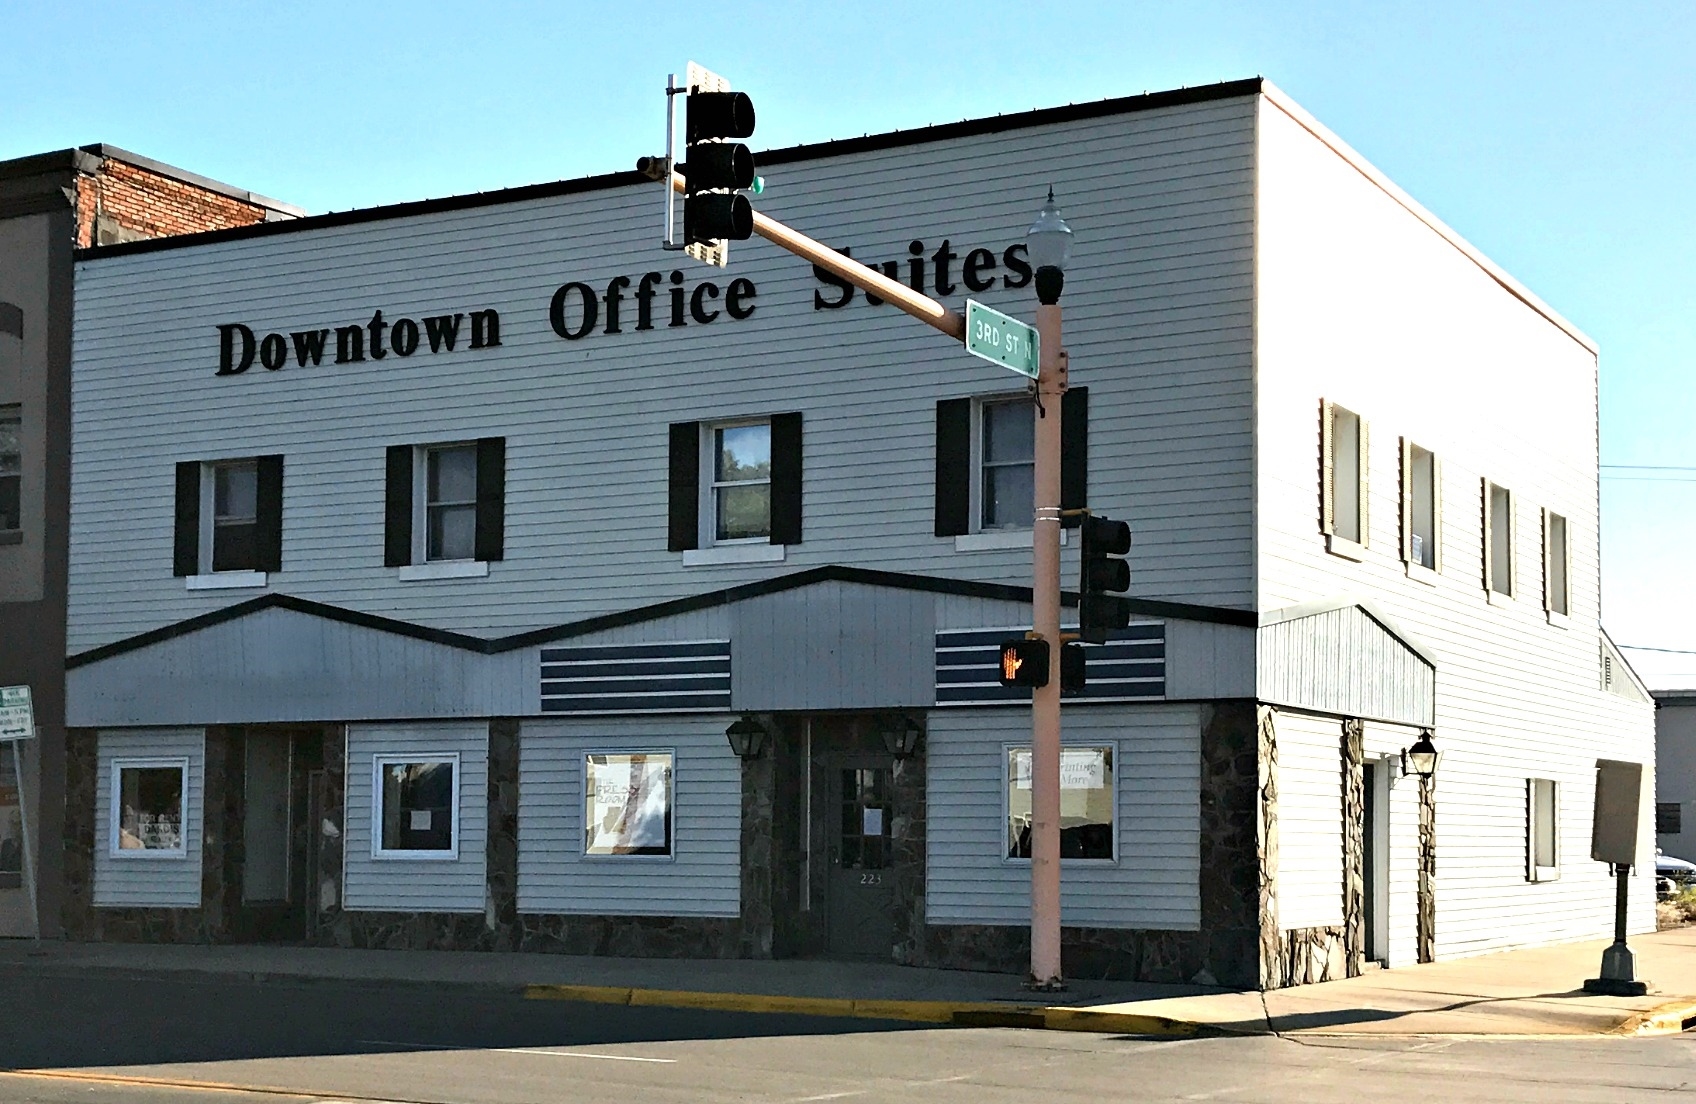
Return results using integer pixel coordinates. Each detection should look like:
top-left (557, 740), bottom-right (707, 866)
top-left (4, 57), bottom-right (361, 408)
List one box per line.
top-left (725, 715), bottom-right (769, 760)
top-left (879, 714), bottom-right (924, 759)
top-left (1400, 730), bottom-right (1440, 779)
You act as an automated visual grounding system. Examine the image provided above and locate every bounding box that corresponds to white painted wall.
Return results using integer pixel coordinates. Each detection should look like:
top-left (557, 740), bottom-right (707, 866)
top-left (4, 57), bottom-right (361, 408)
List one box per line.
top-left (93, 728), bottom-right (203, 908)
top-left (1255, 91), bottom-right (1656, 957)
top-left (926, 702), bottom-right (1201, 930)
top-left (1273, 710), bottom-right (1344, 930)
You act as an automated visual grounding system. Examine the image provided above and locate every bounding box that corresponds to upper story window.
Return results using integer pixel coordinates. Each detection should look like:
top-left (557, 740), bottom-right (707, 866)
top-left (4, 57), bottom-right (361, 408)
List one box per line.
top-left (710, 421), bottom-right (772, 542)
top-left (1544, 509), bottom-right (1570, 616)
top-left (933, 390), bottom-right (1088, 549)
top-left (0, 405), bottom-right (19, 540)
top-left (1526, 777), bottom-right (1559, 881)
top-left (1484, 480), bottom-right (1514, 597)
top-left (1321, 400), bottom-right (1368, 553)
top-left (1400, 440), bottom-right (1440, 572)
top-left (384, 438), bottom-right (505, 578)
top-left (667, 414), bottom-right (802, 563)
top-left (173, 455), bottom-right (283, 585)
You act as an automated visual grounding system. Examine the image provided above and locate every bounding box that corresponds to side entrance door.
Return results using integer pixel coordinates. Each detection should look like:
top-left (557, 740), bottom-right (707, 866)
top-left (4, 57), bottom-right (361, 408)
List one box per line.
top-left (824, 752), bottom-right (896, 958)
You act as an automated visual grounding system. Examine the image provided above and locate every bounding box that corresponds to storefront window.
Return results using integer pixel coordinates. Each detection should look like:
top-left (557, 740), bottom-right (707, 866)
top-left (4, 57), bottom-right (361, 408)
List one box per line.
top-left (584, 752), bottom-right (673, 857)
top-left (0, 751), bottom-right (22, 887)
top-left (1006, 745), bottom-right (1115, 861)
top-left (374, 755), bottom-right (458, 857)
top-left (111, 760), bottom-right (187, 855)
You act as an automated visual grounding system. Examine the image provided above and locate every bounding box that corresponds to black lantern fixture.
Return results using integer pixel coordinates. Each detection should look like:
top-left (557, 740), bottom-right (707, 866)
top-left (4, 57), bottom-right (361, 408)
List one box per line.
top-left (1401, 730), bottom-right (1440, 779)
top-left (725, 715), bottom-right (769, 760)
top-left (879, 714), bottom-right (923, 759)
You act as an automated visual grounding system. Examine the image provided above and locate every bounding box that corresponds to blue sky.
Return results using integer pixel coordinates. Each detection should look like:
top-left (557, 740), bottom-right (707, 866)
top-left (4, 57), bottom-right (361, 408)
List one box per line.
top-left (6, 1), bottom-right (1692, 681)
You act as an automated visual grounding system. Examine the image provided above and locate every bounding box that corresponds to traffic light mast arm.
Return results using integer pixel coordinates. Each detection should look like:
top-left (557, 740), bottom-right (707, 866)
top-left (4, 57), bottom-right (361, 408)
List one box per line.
top-left (668, 170), bottom-right (966, 342)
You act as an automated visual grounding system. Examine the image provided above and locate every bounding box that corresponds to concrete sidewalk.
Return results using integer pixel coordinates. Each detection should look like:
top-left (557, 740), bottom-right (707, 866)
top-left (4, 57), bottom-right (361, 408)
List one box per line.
top-left (2, 928), bottom-right (1693, 1037)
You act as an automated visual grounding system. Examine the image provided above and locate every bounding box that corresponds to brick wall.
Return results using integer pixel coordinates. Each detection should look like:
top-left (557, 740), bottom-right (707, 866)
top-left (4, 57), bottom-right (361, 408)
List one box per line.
top-left (74, 158), bottom-right (275, 248)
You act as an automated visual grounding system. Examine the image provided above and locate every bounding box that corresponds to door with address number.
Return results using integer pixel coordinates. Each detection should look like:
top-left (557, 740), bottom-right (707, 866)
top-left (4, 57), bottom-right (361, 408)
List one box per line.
top-left (825, 760), bottom-right (895, 957)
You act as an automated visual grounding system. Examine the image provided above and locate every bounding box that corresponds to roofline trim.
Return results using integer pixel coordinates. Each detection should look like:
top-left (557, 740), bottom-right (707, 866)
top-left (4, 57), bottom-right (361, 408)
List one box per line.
top-left (73, 77), bottom-right (1264, 262)
top-left (1259, 81), bottom-right (1597, 356)
top-left (65, 564), bottom-right (1256, 668)
top-left (78, 144), bottom-right (306, 217)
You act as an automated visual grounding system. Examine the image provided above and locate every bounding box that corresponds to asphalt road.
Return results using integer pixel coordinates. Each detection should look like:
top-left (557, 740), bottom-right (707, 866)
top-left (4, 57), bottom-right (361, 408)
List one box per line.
top-left (0, 970), bottom-right (1692, 1103)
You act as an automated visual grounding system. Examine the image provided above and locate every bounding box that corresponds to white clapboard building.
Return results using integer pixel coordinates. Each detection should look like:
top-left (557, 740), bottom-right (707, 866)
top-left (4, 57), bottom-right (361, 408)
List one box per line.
top-left (59, 78), bottom-right (1653, 986)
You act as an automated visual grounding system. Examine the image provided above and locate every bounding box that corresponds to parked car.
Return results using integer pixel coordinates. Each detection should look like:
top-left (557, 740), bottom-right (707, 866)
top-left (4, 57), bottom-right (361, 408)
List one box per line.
top-left (1656, 849), bottom-right (1696, 899)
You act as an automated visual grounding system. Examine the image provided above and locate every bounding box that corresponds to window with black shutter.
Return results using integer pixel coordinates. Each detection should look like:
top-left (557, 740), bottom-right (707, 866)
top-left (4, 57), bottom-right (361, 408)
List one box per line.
top-left (384, 439), bottom-right (504, 569)
top-left (172, 455), bottom-right (283, 577)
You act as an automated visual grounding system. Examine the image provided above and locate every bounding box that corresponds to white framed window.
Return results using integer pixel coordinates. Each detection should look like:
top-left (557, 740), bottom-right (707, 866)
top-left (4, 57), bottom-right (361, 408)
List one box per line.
top-left (1004, 744), bottom-right (1116, 863)
top-left (1543, 509), bottom-right (1570, 617)
top-left (977, 396), bottom-right (1035, 531)
top-left (584, 751), bottom-right (674, 858)
top-left (1400, 439), bottom-right (1440, 573)
top-left (372, 753), bottom-right (460, 860)
top-left (420, 443), bottom-right (478, 563)
top-left (109, 757), bottom-right (189, 858)
top-left (1527, 777), bottom-right (1559, 881)
top-left (1321, 400), bottom-right (1368, 555)
top-left (0, 404), bottom-right (19, 540)
top-left (1484, 480), bottom-right (1514, 597)
top-left (702, 420), bottom-right (771, 545)
top-left (206, 459), bottom-right (259, 573)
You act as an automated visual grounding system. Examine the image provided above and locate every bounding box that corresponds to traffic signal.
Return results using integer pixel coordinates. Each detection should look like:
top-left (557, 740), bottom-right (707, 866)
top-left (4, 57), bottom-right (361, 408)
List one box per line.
top-left (1060, 642), bottom-right (1086, 692)
top-left (998, 639), bottom-right (1050, 689)
top-left (1079, 514), bottom-right (1132, 644)
top-left (684, 87), bottom-right (756, 245)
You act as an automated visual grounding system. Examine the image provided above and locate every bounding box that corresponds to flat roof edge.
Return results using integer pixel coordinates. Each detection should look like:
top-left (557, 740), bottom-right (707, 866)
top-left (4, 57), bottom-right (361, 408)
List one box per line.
top-left (74, 77), bottom-right (1264, 262)
top-left (79, 143), bottom-right (306, 217)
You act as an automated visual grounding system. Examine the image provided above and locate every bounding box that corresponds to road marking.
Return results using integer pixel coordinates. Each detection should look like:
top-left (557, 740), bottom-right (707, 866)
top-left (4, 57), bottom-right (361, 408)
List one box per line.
top-left (357, 1039), bottom-right (677, 1064)
top-left (791, 1093), bottom-right (867, 1102)
top-left (0, 1068), bottom-right (423, 1102)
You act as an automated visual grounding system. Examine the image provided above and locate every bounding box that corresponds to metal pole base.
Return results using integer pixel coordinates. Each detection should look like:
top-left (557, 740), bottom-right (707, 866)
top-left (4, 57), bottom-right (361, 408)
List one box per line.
top-left (1583, 975), bottom-right (1649, 997)
top-left (1584, 940), bottom-right (1648, 996)
top-left (1024, 976), bottom-right (1069, 994)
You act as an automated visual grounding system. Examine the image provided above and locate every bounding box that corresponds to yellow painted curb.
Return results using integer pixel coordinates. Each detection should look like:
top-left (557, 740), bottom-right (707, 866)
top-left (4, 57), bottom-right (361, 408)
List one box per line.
top-left (1616, 997), bottom-right (1696, 1036)
top-left (522, 983), bottom-right (1208, 1035)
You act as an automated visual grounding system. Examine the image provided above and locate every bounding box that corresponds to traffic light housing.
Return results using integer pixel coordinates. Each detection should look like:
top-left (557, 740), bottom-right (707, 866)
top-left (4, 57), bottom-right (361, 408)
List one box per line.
top-left (1079, 514), bottom-right (1132, 644)
top-left (998, 639), bottom-right (1050, 688)
top-left (1060, 642), bottom-right (1086, 693)
top-left (684, 89), bottom-right (756, 245)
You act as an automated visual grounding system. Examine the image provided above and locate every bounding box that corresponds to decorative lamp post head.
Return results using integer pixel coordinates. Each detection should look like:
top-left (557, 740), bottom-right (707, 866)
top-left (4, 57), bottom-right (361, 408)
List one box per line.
top-left (725, 715), bottom-right (769, 760)
top-left (1401, 730), bottom-right (1440, 779)
top-left (878, 714), bottom-right (924, 759)
top-left (1026, 186), bottom-right (1073, 305)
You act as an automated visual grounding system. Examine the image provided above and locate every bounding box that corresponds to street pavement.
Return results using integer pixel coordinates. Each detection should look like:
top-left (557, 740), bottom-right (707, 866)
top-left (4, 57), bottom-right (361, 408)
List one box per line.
top-left (0, 971), bottom-right (1693, 1104)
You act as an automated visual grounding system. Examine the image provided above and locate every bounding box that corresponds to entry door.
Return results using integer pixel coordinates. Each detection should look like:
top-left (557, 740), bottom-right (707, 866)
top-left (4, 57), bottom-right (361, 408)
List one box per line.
top-left (0, 747), bottom-right (31, 937)
top-left (243, 735), bottom-right (292, 904)
top-left (1363, 761), bottom-right (1390, 964)
top-left (826, 761), bottom-right (895, 958)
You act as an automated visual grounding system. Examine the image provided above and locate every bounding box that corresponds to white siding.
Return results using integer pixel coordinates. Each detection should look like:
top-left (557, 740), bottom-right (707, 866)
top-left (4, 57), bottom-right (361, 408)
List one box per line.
top-left (343, 721), bottom-right (488, 913)
top-left (1274, 711), bottom-right (1344, 930)
top-left (93, 728), bottom-right (204, 908)
top-left (1255, 92), bottom-right (1657, 956)
top-left (1363, 722), bottom-right (1422, 968)
top-left (517, 715), bottom-right (740, 917)
top-left (67, 96), bottom-right (1257, 656)
top-left (926, 703), bottom-right (1200, 930)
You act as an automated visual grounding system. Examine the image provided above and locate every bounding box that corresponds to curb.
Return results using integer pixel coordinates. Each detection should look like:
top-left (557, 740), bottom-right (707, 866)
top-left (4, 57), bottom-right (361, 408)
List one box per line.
top-left (1615, 998), bottom-right (1696, 1036)
top-left (522, 983), bottom-right (1207, 1036)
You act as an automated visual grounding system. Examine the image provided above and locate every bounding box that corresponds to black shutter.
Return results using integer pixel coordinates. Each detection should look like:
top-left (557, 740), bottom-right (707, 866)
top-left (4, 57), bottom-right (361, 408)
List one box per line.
top-left (668, 422), bottom-right (700, 552)
top-left (254, 454), bottom-right (285, 572)
top-left (172, 461), bottom-right (200, 577)
top-left (384, 445), bottom-right (413, 567)
top-left (474, 437), bottom-right (506, 562)
top-left (1061, 386), bottom-right (1088, 526)
top-left (934, 398), bottom-right (971, 537)
top-left (769, 412), bottom-right (803, 545)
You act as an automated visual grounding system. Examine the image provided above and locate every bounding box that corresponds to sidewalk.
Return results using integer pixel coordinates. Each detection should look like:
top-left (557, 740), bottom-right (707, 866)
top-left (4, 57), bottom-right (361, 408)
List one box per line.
top-left (2, 927), bottom-right (1693, 1037)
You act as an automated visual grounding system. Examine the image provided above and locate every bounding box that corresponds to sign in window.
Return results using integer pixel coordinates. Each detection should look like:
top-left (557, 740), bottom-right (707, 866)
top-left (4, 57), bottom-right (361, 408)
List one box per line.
top-left (585, 752), bottom-right (673, 857)
top-left (111, 760), bottom-right (187, 855)
top-left (375, 756), bottom-right (458, 856)
top-left (1007, 745), bottom-right (1115, 860)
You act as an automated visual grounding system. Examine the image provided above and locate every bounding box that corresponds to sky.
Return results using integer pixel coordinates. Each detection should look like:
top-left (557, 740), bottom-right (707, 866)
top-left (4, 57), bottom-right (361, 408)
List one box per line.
top-left (5, 0), bottom-right (1693, 682)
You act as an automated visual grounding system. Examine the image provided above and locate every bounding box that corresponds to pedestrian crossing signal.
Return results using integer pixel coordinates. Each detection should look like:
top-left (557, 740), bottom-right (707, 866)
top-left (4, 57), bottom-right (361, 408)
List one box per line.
top-left (998, 639), bottom-right (1050, 688)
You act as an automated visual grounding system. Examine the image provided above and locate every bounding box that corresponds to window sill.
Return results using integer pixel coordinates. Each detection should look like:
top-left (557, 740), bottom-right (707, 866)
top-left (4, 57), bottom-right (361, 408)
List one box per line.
top-left (1405, 561), bottom-right (1440, 587)
top-left (0, 530), bottom-right (20, 546)
top-left (108, 849), bottom-right (190, 861)
top-left (1527, 868), bottom-right (1561, 883)
top-left (682, 543), bottom-right (786, 567)
top-left (1325, 534), bottom-right (1367, 561)
top-left (186, 571), bottom-right (268, 591)
top-left (1486, 587), bottom-right (1515, 606)
top-left (370, 849), bottom-right (462, 862)
top-left (398, 560), bottom-right (489, 581)
top-left (1547, 609), bottom-right (1572, 629)
top-left (954, 529), bottom-right (1069, 552)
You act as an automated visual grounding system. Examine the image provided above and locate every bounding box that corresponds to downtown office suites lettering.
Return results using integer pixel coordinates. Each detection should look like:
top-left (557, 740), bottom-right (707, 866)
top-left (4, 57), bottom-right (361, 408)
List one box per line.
top-left (212, 238), bottom-right (1029, 374)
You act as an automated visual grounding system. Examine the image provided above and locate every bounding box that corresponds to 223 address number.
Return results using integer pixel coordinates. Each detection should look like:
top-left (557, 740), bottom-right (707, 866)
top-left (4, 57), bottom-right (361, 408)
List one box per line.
top-left (859, 873), bottom-right (883, 886)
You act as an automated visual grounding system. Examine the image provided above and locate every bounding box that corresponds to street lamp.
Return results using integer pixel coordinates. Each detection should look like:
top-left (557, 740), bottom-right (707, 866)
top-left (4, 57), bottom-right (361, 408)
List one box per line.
top-left (1024, 188), bottom-right (1073, 991)
top-left (1401, 731), bottom-right (1440, 779)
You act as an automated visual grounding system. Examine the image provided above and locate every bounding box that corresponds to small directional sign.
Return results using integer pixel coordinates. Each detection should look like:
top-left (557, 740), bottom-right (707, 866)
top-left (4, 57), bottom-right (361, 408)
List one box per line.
top-left (0, 686), bottom-right (33, 741)
top-left (965, 299), bottom-right (1040, 379)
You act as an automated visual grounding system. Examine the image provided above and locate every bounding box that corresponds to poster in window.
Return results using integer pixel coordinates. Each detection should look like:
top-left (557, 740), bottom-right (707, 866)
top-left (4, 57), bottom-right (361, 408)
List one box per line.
top-left (116, 764), bottom-right (185, 852)
top-left (585, 753), bottom-right (673, 857)
top-left (1006, 746), bottom-right (1114, 861)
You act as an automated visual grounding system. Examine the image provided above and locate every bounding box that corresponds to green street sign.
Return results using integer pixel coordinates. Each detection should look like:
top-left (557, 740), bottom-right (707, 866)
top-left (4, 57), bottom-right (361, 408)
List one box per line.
top-left (965, 299), bottom-right (1040, 379)
top-left (0, 685), bottom-right (33, 741)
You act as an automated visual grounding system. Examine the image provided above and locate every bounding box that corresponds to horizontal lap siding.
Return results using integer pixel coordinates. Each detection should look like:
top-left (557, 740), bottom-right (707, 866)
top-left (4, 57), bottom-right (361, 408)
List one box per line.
top-left (1255, 99), bottom-right (1657, 955)
top-left (1274, 712), bottom-right (1344, 930)
top-left (926, 703), bottom-right (1200, 930)
top-left (516, 715), bottom-right (739, 917)
top-left (343, 721), bottom-right (488, 912)
top-left (93, 728), bottom-right (204, 908)
top-left (68, 98), bottom-right (1256, 654)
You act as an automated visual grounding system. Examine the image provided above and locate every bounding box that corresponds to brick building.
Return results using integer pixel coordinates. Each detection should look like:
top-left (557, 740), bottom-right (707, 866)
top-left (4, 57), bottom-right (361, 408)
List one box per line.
top-left (0, 145), bottom-right (301, 937)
